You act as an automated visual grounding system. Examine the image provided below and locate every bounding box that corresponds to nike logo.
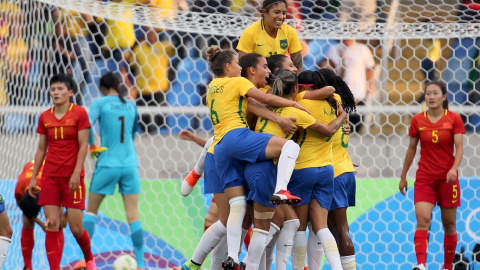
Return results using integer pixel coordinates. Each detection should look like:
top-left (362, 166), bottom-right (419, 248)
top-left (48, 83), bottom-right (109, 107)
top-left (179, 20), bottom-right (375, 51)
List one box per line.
top-left (44, 123), bottom-right (51, 126)
top-left (284, 244), bottom-right (292, 247)
top-left (447, 250), bottom-right (455, 253)
top-left (419, 127), bottom-right (426, 130)
top-left (257, 44), bottom-right (264, 47)
top-left (415, 243), bottom-right (420, 246)
top-left (47, 251), bottom-right (55, 255)
top-left (452, 199), bottom-right (458, 203)
top-left (73, 200), bottom-right (82, 204)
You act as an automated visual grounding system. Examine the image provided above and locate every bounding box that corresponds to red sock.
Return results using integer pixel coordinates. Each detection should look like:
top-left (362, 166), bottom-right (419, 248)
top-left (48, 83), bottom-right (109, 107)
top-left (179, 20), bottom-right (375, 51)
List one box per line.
top-left (443, 234), bottom-right (457, 270)
top-left (58, 228), bottom-right (65, 263)
top-left (74, 229), bottom-right (94, 262)
top-left (414, 230), bottom-right (428, 266)
top-left (244, 227), bottom-right (252, 250)
top-left (45, 230), bottom-right (60, 270)
top-left (21, 228), bottom-right (34, 269)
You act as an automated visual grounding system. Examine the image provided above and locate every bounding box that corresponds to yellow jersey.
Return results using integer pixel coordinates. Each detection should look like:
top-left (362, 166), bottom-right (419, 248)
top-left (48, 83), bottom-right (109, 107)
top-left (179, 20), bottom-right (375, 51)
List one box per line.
top-left (104, 2), bottom-right (135, 50)
top-left (294, 92), bottom-right (338, 169)
top-left (255, 107), bottom-right (316, 139)
top-left (127, 41), bottom-right (174, 94)
top-left (206, 77), bottom-right (255, 153)
top-left (237, 20), bottom-right (303, 58)
top-left (331, 96), bottom-right (354, 177)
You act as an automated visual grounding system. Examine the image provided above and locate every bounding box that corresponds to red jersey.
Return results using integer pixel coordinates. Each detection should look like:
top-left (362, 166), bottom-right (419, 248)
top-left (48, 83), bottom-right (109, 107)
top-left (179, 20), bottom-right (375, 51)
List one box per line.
top-left (36, 103), bottom-right (91, 177)
top-left (14, 160), bottom-right (44, 202)
top-left (409, 109), bottom-right (465, 180)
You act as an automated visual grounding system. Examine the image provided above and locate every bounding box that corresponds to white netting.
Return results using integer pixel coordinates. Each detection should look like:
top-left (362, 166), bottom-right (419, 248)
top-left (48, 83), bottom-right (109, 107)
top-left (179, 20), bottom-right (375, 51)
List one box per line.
top-left (0, 0), bottom-right (480, 269)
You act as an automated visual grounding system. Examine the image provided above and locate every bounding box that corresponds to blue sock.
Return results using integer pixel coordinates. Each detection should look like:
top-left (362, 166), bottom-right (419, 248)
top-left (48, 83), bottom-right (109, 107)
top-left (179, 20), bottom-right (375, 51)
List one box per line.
top-left (83, 213), bottom-right (97, 239)
top-left (130, 220), bottom-right (145, 268)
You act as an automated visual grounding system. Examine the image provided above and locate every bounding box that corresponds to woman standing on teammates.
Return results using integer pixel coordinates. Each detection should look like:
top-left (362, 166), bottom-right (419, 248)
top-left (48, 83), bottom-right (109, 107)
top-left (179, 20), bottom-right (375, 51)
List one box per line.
top-left (399, 81), bottom-right (465, 270)
top-left (205, 45), bottom-right (306, 270)
top-left (237, 0), bottom-right (304, 72)
top-left (244, 69), bottom-right (347, 270)
top-left (28, 74), bottom-right (96, 270)
top-left (82, 72), bottom-right (145, 269)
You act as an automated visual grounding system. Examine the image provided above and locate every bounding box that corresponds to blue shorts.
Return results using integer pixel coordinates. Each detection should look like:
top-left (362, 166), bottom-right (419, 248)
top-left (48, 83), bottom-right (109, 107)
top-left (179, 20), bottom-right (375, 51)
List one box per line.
top-left (90, 166), bottom-right (141, 195)
top-left (289, 165), bottom-right (334, 209)
top-left (215, 128), bottom-right (273, 188)
top-left (0, 193), bottom-right (5, 214)
top-left (204, 153), bottom-right (224, 194)
top-left (330, 172), bottom-right (356, 210)
top-left (244, 161), bottom-right (277, 208)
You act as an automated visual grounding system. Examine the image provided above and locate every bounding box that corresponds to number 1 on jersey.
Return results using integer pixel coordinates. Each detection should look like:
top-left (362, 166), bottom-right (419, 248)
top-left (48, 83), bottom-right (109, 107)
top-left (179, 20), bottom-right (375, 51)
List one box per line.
top-left (118, 116), bottom-right (125, 143)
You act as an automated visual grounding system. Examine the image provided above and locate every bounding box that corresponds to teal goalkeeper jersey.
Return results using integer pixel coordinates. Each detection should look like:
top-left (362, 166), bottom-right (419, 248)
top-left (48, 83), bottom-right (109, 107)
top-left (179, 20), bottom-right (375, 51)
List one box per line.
top-left (89, 95), bottom-right (139, 167)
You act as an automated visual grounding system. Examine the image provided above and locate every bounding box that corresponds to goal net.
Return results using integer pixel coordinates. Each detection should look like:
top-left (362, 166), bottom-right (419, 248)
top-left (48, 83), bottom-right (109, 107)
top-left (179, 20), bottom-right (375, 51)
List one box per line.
top-left (0, 0), bottom-right (479, 269)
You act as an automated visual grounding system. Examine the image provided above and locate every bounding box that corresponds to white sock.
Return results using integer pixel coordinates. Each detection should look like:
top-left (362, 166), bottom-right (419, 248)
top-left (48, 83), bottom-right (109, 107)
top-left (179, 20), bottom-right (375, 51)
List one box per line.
top-left (307, 225), bottom-right (323, 270)
top-left (246, 229), bottom-right (269, 270)
top-left (276, 219), bottom-right (300, 270)
top-left (256, 223), bottom-right (279, 270)
top-left (316, 228), bottom-right (342, 270)
top-left (275, 141), bottom-right (300, 192)
top-left (292, 231), bottom-right (307, 270)
top-left (191, 220), bottom-right (226, 264)
top-left (239, 227), bottom-right (249, 258)
top-left (194, 136), bottom-right (214, 175)
top-left (227, 196), bottom-right (247, 263)
top-left (265, 223), bottom-right (281, 270)
top-left (211, 235), bottom-right (227, 270)
top-left (0, 236), bottom-right (11, 268)
top-left (341, 255), bottom-right (357, 270)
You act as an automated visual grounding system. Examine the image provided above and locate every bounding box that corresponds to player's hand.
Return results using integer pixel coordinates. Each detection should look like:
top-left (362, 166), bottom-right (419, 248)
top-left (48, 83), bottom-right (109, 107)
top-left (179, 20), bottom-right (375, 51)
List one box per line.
top-left (446, 168), bottom-right (457, 184)
top-left (35, 218), bottom-right (47, 232)
top-left (293, 102), bottom-right (312, 115)
top-left (28, 179), bottom-right (39, 198)
top-left (353, 162), bottom-right (359, 175)
top-left (278, 117), bottom-right (298, 135)
top-left (179, 130), bottom-right (195, 141)
top-left (69, 174), bottom-right (80, 193)
top-left (89, 144), bottom-right (107, 159)
top-left (399, 177), bottom-right (408, 196)
top-left (343, 121), bottom-right (351, 135)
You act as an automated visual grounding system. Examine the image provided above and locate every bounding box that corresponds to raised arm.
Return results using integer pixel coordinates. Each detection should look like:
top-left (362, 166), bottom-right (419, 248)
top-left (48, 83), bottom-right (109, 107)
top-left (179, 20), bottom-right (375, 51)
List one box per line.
top-left (290, 51), bottom-right (304, 73)
top-left (247, 98), bottom-right (297, 135)
top-left (302, 86), bottom-right (335, 100)
top-left (307, 107), bottom-right (347, 137)
top-left (399, 136), bottom-right (419, 195)
top-left (246, 87), bottom-right (310, 114)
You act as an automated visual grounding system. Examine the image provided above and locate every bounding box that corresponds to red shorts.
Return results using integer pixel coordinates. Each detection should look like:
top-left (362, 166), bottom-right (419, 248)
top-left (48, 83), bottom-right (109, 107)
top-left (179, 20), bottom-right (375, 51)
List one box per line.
top-left (414, 177), bottom-right (461, 207)
top-left (38, 175), bottom-right (86, 210)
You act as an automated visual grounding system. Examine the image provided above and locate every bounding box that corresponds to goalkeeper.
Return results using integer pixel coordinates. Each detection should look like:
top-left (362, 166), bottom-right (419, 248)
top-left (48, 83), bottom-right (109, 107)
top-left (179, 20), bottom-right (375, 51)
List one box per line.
top-left (83, 72), bottom-right (145, 269)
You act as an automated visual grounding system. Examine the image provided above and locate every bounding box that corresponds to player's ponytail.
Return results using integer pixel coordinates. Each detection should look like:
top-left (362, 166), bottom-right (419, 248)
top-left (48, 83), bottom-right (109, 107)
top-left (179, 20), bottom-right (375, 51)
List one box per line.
top-left (206, 45), bottom-right (236, 77)
top-left (426, 81), bottom-right (449, 110)
top-left (99, 71), bottom-right (126, 103)
top-left (270, 69), bottom-right (298, 98)
top-left (314, 69), bottom-right (338, 115)
top-left (334, 76), bottom-right (356, 114)
top-left (239, 53), bottom-right (264, 78)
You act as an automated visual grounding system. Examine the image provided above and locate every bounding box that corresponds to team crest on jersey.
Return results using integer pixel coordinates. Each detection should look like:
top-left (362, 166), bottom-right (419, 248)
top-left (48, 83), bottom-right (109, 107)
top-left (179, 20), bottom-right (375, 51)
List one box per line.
top-left (443, 123), bottom-right (452, 129)
top-left (0, 194), bottom-right (3, 204)
top-left (280, 39), bottom-right (288, 50)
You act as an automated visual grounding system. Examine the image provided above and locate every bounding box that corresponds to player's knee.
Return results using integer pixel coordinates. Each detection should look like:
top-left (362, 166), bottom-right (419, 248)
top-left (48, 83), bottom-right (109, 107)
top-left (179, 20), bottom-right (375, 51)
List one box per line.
top-left (46, 218), bottom-right (60, 231)
top-left (443, 222), bottom-right (456, 235)
top-left (416, 216), bottom-right (431, 230)
top-left (69, 223), bottom-right (84, 238)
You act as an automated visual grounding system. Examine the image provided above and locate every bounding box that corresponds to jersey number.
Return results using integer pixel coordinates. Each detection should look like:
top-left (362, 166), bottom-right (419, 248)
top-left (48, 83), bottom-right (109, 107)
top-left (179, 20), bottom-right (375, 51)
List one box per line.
top-left (118, 116), bottom-right (125, 143)
top-left (54, 127), bottom-right (64, 140)
top-left (210, 99), bottom-right (219, 126)
top-left (268, 52), bottom-right (278, 57)
top-left (432, 130), bottom-right (438, 143)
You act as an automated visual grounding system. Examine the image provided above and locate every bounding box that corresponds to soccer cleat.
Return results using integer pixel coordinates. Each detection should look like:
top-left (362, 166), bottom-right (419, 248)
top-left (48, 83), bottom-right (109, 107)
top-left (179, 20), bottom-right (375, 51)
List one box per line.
top-left (182, 260), bottom-right (201, 270)
top-left (180, 169), bottom-right (201, 196)
top-left (270, 189), bottom-right (301, 205)
top-left (72, 259), bottom-right (86, 270)
top-left (89, 144), bottom-right (108, 159)
top-left (222, 256), bottom-right (240, 270)
top-left (86, 259), bottom-right (97, 270)
top-left (412, 264), bottom-right (426, 270)
top-left (239, 262), bottom-right (246, 270)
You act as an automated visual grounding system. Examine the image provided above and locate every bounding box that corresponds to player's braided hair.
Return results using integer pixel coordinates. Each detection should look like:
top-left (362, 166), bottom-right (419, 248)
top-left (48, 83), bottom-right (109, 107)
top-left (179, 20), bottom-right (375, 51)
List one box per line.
top-left (334, 76), bottom-right (356, 114)
top-left (100, 71), bottom-right (126, 103)
top-left (270, 69), bottom-right (298, 98)
top-left (206, 45), bottom-right (236, 77)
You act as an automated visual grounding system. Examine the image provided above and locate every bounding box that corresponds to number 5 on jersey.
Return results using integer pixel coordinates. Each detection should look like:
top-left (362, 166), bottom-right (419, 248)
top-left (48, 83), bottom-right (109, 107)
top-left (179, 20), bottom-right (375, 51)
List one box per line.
top-left (432, 130), bottom-right (438, 143)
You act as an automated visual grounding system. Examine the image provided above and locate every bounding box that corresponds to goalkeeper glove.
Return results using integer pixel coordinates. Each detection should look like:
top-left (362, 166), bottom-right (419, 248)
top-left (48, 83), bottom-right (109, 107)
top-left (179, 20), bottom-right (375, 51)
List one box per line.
top-left (89, 144), bottom-right (108, 159)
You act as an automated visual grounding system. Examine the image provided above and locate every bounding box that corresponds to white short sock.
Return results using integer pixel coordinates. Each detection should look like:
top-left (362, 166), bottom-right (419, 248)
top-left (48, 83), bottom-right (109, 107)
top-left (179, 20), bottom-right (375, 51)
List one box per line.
top-left (275, 141), bottom-right (300, 192)
top-left (227, 196), bottom-right (247, 263)
top-left (276, 219), bottom-right (300, 270)
top-left (211, 235), bottom-right (227, 270)
top-left (341, 255), bottom-right (357, 270)
top-left (194, 136), bottom-right (214, 175)
top-left (316, 228), bottom-right (342, 270)
top-left (246, 228), bottom-right (269, 270)
top-left (191, 220), bottom-right (226, 264)
top-left (307, 224), bottom-right (323, 270)
top-left (292, 231), bottom-right (307, 270)
top-left (0, 236), bottom-right (12, 268)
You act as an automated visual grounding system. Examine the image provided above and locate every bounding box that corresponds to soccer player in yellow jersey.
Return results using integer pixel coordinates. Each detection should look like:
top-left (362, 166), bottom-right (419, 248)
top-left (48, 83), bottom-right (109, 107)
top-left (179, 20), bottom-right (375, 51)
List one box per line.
top-left (243, 69), bottom-right (346, 270)
top-left (237, 0), bottom-right (304, 72)
top-left (205, 45), bottom-right (308, 270)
